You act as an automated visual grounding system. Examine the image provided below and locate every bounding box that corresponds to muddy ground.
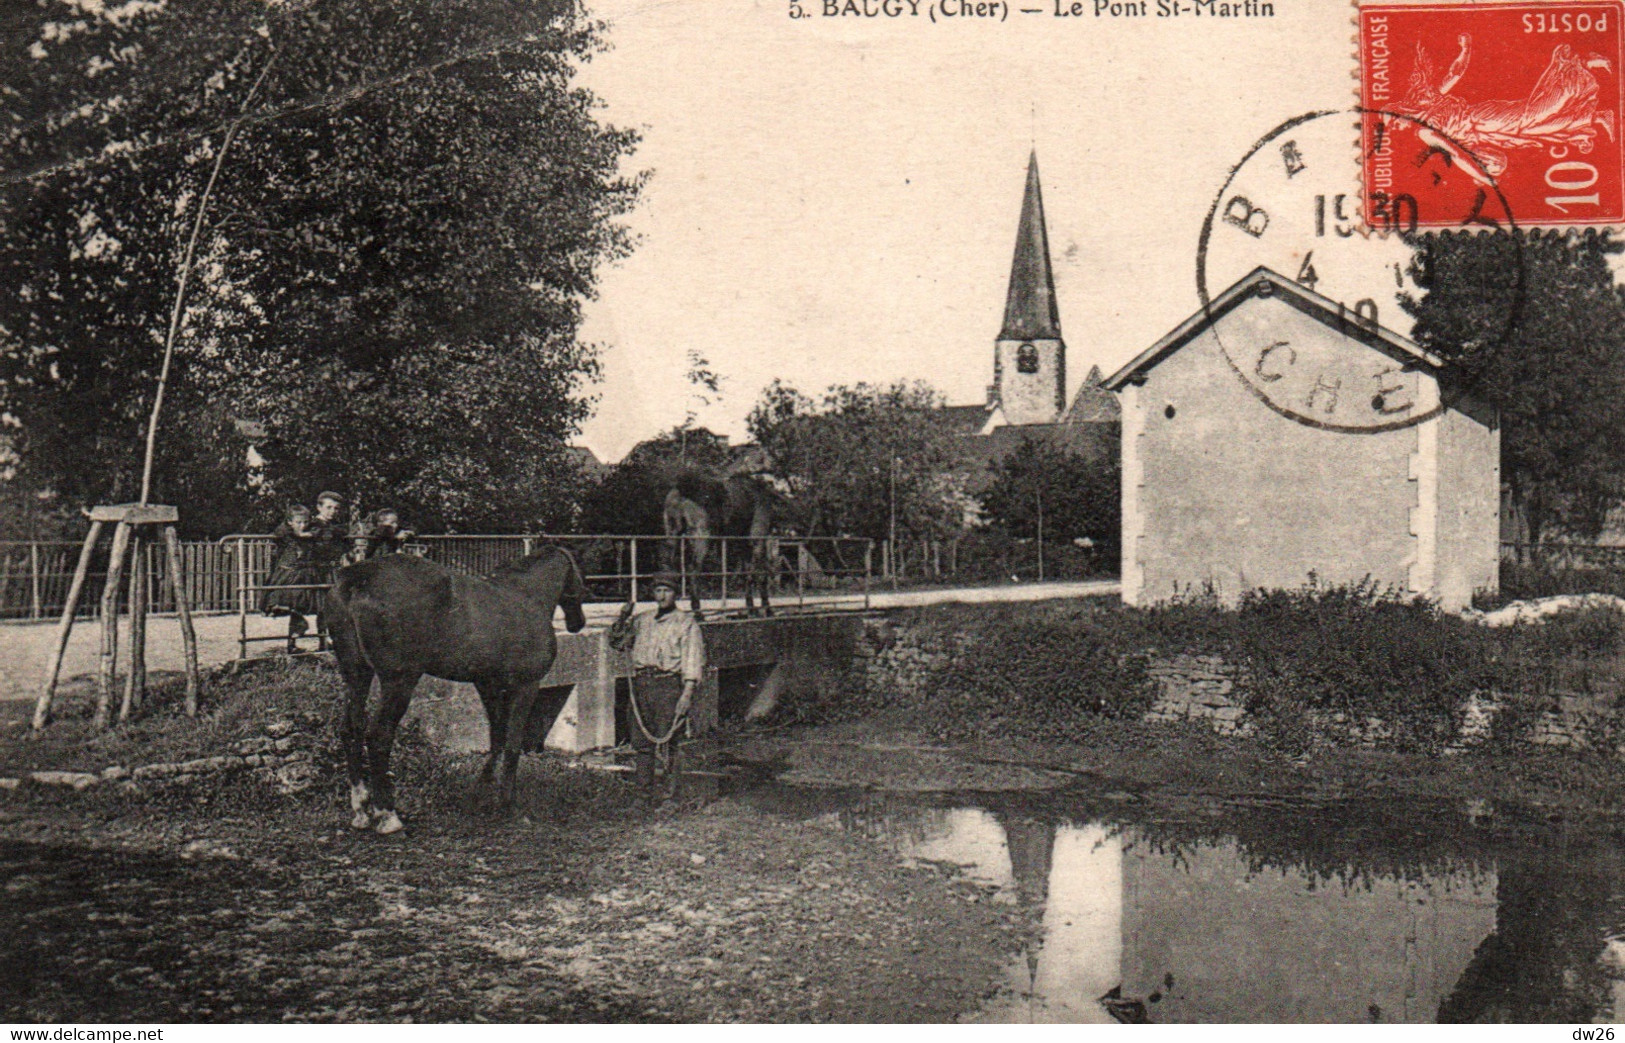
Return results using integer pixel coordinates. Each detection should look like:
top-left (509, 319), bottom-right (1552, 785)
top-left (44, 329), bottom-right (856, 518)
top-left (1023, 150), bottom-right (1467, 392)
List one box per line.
top-left (6, 659), bottom-right (1625, 1023)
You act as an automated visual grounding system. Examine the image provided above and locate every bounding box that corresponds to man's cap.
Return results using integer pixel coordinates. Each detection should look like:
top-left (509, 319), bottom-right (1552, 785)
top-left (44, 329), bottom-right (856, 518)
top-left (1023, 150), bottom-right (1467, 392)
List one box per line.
top-left (316, 491), bottom-right (344, 505)
top-left (650, 571), bottom-right (682, 591)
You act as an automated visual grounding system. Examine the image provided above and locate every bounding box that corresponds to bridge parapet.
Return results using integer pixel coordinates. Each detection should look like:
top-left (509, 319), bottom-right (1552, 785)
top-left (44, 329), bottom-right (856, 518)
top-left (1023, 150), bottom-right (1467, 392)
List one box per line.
top-left (406, 612), bottom-right (868, 755)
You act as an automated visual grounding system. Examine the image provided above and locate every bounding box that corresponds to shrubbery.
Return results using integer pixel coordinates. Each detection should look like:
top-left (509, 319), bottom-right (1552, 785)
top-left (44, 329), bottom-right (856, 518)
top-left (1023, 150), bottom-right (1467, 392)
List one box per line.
top-left (844, 579), bottom-right (1625, 756)
top-left (934, 616), bottom-right (1154, 743)
top-left (1141, 578), bottom-right (1624, 753)
top-left (1219, 580), bottom-right (1494, 753)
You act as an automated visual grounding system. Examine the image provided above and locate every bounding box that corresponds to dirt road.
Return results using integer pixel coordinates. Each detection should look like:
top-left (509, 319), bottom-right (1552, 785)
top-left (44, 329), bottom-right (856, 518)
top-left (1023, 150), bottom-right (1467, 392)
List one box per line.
top-left (1, 766), bottom-right (1029, 1023)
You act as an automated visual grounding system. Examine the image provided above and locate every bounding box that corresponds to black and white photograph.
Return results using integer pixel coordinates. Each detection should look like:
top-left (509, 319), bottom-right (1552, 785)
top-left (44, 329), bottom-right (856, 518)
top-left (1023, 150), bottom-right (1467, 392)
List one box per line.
top-left (5, 0), bottom-right (1625, 1027)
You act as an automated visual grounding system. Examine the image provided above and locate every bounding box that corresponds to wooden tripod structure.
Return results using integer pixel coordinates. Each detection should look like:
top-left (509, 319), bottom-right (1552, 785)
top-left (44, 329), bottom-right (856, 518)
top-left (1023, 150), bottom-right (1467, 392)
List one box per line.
top-left (25, 43), bottom-right (276, 734)
top-left (32, 503), bottom-right (200, 731)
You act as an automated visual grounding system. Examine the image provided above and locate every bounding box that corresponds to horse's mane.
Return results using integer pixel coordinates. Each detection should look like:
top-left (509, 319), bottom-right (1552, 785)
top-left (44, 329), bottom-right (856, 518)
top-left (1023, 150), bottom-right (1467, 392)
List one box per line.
top-left (488, 544), bottom-right (575, 582)
top-left (672, 468), bottom-right (731, 511)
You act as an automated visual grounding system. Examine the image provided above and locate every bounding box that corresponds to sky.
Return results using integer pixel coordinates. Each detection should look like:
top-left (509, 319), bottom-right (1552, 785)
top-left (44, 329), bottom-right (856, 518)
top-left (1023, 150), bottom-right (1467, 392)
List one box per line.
top-left (568, 0), bottom-right (1574, 462)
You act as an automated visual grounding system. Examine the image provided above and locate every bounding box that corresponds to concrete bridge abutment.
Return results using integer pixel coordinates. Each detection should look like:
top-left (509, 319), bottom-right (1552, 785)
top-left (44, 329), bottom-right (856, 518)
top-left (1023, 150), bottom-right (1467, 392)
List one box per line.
top-left (405, 613), bottom-right (867, 755)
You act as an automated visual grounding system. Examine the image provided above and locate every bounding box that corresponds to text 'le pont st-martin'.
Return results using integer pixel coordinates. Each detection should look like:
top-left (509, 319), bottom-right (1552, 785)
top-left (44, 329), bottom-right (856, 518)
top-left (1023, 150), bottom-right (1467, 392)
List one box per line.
top-left (797, 0), bottom-right (1276, 21)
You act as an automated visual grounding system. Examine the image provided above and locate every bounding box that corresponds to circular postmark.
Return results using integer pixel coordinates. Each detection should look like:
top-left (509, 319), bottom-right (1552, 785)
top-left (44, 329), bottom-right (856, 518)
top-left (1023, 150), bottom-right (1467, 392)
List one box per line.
top-left (1195, 108), bottom-right (1523, 434)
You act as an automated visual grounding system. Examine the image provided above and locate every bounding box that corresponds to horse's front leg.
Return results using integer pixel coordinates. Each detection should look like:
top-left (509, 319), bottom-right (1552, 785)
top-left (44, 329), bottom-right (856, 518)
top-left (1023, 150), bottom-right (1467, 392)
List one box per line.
top-left (473, 679), bottom-right (509, 797)
top-left (366, 671), bottom-right (421, 835)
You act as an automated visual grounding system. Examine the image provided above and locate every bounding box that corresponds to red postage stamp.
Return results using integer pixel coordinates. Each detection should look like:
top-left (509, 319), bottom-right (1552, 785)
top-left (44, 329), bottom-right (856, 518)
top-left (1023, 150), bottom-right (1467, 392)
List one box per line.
top-left (1360, 1), bottom-right (1625, 227)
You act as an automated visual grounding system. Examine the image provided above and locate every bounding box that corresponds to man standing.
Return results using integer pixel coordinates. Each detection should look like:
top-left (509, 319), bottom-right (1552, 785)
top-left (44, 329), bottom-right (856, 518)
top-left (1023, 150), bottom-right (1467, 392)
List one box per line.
top-left (610, 572), bottom-right (706, 794)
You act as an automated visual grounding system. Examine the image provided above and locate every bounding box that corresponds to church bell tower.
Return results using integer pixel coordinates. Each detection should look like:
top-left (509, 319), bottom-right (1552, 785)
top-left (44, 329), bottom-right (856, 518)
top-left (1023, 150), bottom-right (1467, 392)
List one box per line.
top-left (991, 151), bottom-right (1066, 426)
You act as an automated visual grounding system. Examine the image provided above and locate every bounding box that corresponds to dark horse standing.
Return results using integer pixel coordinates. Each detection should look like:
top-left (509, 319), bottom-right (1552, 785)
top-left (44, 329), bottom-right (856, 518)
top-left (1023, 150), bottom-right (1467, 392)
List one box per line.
top-left (663, 468), bottom-right (778, 616)
top-left (325, 546), bottom-right (587, 834)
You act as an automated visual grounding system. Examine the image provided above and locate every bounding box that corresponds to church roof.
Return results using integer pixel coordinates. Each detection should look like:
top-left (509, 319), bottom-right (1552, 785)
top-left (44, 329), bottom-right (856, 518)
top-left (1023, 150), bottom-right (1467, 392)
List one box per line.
top-left (999, 151), bottom-right (1063, 342)
top-left (1061, 365), bottom-right (1121, 423)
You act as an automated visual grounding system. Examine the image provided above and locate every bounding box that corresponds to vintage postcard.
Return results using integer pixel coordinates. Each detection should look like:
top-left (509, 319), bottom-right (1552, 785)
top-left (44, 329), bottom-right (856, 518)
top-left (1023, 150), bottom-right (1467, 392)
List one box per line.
top-left (5, 0), bottom-right (1625, 1028)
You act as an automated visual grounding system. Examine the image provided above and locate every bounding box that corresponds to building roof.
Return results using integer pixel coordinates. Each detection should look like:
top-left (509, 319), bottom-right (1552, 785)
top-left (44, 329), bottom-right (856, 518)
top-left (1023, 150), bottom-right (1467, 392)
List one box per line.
top-left (1103, 266), bottom-right (1442, 391)
top-left (563, 445), bottom-right (608, 478)
top-left (1061, 365), bottom-right (1121, 423)
top-left (999, 151), bottom-right (1063, 342)
top-left (936, 403), bottom-right (998, 435)
top-left (950, 422), bottom-right (1118, 494)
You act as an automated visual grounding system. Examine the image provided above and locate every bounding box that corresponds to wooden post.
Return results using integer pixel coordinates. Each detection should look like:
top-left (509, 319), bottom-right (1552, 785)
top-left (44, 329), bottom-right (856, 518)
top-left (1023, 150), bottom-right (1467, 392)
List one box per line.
top-left (33, 520), bottom-right (104, 731)
top-left (236, 536), bottom-right (250, 661)
top-left (864, 541), bottom-right (873, 610)
top-left (120, 536), bottom-right (147, 722)
top-left (720, 538), bottom-right (728, 610)
top-left (29, 541), bottom-right (41, 620)
top-left (93, 520), bottom-right (132, 730)
top-left (163, 524), bottom-right (201, 716)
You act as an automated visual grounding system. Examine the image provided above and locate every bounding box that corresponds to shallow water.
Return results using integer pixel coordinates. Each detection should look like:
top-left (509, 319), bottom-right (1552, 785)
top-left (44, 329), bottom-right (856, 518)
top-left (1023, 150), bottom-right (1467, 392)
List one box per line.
top-left (778, 788), bottom-right (1625, 1024)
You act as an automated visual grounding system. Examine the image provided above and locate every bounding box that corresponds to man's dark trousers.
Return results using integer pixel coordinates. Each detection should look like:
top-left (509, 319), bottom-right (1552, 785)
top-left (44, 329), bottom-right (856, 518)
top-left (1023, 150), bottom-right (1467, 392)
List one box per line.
top-left (630, 666), bottom-right (683, 788)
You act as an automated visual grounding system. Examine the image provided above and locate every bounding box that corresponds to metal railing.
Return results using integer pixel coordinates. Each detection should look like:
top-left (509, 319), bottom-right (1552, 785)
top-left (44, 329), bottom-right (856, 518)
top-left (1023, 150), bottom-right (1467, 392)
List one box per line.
top-left (228, 533), bottom-right (875, 659)
top-left (0, 538), bottom-right (239, 621)
top-left (0, 530), bottom-right (1115, 622)
top-left (877, 533), bottom-right (1116, 588)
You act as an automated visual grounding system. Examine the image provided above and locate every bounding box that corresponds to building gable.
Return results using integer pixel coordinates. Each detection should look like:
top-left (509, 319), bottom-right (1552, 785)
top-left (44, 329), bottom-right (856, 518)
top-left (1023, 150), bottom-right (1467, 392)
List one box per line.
top-left (1103, 267), bottom-right (1442, 392)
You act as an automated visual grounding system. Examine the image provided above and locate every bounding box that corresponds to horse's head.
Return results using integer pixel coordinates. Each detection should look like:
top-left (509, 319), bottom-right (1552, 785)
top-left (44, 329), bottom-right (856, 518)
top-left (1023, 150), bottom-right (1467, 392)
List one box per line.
top-left (496, 546), bottom-right (587, 632)
top-left (557, 547), bottom-right (587, 633)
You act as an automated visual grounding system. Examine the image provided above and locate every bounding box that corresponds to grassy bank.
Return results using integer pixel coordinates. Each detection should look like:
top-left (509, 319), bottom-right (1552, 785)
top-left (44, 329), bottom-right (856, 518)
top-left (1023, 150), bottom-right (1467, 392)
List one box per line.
top-left (808, 582), bottom-right (1625, 757)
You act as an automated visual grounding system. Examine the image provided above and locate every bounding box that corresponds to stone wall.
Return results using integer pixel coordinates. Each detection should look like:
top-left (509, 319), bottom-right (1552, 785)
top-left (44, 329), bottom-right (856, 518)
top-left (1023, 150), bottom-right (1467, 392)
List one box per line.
top-left (4, 712), bottom-right (328, 796)
top-left (1143, 654), bottom-right (1249, 735)
top-left (854, 616), bottom-right (969, 704)
top-left (852, 611), bottom-right (1618, 752)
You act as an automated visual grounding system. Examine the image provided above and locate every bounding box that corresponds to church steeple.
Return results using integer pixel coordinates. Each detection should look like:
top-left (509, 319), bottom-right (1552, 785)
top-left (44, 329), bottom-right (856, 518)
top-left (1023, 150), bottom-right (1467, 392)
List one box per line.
top-left (991, 151), bottom-right (1066, 426)
top-left (1000, 150), bottom-right (1062, 342)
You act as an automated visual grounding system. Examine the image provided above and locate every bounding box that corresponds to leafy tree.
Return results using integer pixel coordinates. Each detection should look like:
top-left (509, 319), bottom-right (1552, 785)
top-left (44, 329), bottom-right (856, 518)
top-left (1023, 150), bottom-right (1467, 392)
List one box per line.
top-left (1405, 231), bottom-right (1625, 543)
top-left (980, 436), bottom-right (1119, 556)
top-left (0, 0), bottom-right (638, 535)
top-left (747, 379), bottom-right (962, 541)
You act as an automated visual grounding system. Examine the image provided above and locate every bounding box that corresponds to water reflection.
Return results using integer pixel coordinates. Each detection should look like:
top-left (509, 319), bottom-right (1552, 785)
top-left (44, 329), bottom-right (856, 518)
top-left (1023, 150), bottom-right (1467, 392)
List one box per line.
top-left (816, 795), bottom-right (1625, 1023)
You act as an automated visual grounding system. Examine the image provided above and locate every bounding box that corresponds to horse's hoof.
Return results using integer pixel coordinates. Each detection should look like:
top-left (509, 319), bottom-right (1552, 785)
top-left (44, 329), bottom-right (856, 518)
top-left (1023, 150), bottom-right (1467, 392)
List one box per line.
top-left (350, 809), bottom-right (375, 830)
top-left (374, 811), bottom-right (404, 835)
